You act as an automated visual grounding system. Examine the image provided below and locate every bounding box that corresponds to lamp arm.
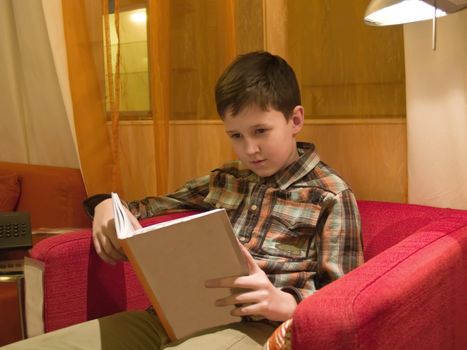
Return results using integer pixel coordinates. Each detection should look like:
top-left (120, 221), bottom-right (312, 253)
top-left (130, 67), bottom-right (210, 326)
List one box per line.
top-left (432, 0), bottom-right (437, 50)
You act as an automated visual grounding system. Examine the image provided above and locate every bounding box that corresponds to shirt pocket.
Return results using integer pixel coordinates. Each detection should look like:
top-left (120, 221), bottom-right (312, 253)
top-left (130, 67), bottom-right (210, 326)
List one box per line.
top-left (260, 199), bottom-right (322, 260)
top-left (203, 173), bottom-right (247, 211)
top-left (204, 189), bottom-right (244, 211)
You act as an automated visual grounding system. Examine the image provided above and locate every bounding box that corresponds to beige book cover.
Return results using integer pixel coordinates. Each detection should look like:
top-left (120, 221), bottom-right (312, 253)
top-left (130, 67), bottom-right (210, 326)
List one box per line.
top-left (111, 193), bottom-right (249, 341)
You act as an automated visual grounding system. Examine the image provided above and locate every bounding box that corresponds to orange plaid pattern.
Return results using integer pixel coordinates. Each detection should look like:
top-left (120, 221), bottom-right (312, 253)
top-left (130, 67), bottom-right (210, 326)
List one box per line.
top-left (129, 142), bottom-right (363, 304)
top-left (264, 319), bottom-right (293, 350)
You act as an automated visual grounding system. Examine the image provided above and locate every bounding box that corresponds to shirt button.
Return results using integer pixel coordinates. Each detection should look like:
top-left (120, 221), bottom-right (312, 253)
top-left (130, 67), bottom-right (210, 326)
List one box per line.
top-left (250, 204), bottom-right (258, 212)
top-left (215, 203), bottom-right (222, 208)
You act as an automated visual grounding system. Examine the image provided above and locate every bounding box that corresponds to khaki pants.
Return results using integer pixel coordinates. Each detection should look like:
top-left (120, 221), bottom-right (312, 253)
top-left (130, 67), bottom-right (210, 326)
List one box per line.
top-left (2, 311), bottom-right (276, 350)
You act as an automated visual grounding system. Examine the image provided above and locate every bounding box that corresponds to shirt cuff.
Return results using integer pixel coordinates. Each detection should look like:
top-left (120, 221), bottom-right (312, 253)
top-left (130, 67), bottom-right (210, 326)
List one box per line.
top-left (82, 193), bottom-right (112, 218)
top-left (280, 286), bottom-right (304, 304)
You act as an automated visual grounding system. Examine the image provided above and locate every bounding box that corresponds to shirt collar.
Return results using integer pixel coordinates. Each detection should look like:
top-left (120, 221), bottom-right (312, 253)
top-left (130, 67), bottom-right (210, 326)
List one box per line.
top-left (271, 142), bottom-right (320, 190)
top-left (223, 142), bottom-right (320, 189)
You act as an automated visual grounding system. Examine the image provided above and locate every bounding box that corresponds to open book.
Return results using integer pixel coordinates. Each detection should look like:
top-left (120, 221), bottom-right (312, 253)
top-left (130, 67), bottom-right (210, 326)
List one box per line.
top-left (111, 193), bottom-right (249, 341)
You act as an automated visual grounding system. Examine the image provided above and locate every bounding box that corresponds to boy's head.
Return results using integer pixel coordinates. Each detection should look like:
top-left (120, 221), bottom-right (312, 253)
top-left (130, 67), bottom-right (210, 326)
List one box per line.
top-left (216, 51), bottom-right (305, 178)
top-left (215, 51), bottom-right (301, 120)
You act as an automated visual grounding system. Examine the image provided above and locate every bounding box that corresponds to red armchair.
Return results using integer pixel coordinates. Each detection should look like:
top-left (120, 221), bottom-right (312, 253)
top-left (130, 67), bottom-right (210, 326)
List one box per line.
top-left (25, 201), bottom-right (467, 349)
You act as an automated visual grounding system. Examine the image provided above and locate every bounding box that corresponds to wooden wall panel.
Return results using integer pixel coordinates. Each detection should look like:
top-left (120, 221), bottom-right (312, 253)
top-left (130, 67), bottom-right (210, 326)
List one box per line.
top-left (115, 121), bottom-right (407, 203)
top-left (234, 0), bottom-right (264, 53)
top-left (298, 121), bottom-right (407, 202)
top-left (263, 0), bottom-right (288, 57)
top-left (114, 0), bottom-right (407, 203)
top-left (168, 122), bottom-right (235, 190)
top-left (115, 122), bottom-right (156, 200)
top-left (115, 121), bottom-right (234, 200)
top-left (286, 0), bottom-right (405, 121)
top-left (169, 0), bottom-right (236, 120)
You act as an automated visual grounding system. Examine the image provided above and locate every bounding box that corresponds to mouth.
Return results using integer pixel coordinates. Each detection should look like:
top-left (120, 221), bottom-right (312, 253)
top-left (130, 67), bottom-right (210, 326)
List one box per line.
top-left (251, 159), bottom-right (266, 165)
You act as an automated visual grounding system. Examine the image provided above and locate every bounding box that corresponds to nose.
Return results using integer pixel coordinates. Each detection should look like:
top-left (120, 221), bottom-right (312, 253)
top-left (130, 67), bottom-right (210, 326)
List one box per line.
top-left (244, 138), bottom-right (259, 156)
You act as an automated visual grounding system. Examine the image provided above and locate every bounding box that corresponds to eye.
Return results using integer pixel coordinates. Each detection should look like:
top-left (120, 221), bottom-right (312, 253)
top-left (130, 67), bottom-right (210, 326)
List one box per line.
top-left (229, 133), bottom-right (241, 139)
top-left (255, 128), bottom-right (268, 135)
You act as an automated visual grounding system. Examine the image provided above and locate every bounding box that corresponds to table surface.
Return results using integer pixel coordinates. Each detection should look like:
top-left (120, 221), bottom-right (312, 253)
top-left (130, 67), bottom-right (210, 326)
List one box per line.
top-left (0, 233), bottom-right (55, 261)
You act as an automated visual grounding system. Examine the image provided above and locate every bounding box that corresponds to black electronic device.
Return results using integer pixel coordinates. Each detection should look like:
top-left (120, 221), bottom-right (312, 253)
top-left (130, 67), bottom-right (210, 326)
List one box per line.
top-left (0, 259), bottom-right (24, 274)
top-left (0, 212), bottom-right (32, 249)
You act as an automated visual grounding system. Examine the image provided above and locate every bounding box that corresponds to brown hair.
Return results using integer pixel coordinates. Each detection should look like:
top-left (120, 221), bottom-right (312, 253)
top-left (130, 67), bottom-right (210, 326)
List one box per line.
top-left (215, 51), bottom-right (301, 120)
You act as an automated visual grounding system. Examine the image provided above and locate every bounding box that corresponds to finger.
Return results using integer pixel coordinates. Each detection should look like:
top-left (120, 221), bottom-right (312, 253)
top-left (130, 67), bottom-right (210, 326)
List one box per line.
top-left (92, 234), bottom-right (117, 265)
top-left (205, 276), bottom-right (238, 288)
top-left (98, 233), bottom-right (127, 262)
top-left (98, 218), bottom-right (127, 260)
top-left (215, 290), bottom-right (264, 307)
top-left (231, 303), bottom-right (264, 317)
top-left (206, 274), bottom-right (255, 288)
top-left (206, 274), bottom-right (265, 290)
top-left (125, 207), bottom-right (142, 230)
top-left (237, 243), bottom-right (260, 273)
top-left (106, 224), bottom-right (124, 253)
top-left (103, 238), bottom-right (127, 261)
top-left (130, 216), bottom-right (142, 230)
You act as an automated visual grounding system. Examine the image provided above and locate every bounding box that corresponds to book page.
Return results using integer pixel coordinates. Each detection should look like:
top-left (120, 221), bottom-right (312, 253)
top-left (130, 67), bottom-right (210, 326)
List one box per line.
top-left (111, 192), bottom-right (134, 239)
top-left (133, 209), bottom-right (225, 235)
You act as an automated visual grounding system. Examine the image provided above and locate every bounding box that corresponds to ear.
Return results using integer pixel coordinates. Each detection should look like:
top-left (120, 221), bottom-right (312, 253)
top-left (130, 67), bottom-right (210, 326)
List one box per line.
top-left (289, 106), bottom-right (304, 136)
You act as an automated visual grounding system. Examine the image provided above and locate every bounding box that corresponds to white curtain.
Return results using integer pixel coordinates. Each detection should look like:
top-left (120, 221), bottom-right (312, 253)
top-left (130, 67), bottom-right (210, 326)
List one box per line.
top-left (404, 11), bottom-right (467, 210)
top-left (0, 0), bottom-right (78, 168)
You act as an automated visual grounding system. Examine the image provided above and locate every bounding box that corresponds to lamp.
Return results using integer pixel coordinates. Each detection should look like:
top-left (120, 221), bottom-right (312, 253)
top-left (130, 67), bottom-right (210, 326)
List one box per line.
top-left (364, 0), bottom-right (467, 26)
top-left (364, 0), bottom-right (467, 49)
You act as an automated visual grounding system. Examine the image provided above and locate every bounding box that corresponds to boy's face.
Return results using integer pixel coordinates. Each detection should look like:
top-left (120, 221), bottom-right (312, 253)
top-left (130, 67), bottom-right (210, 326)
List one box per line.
top-left (223, 104), bottom-right (304, 177)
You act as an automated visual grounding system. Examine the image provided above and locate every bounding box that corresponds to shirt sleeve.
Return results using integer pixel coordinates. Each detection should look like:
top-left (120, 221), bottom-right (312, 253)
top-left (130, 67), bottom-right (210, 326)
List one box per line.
top-left (316, 189), bottom-right (364, 289)
top-left (127, 174), bottom-right (213, 219)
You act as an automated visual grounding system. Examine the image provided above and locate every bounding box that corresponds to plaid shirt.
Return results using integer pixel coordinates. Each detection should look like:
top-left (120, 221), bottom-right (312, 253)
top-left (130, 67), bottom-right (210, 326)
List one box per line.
top-left (129, 142), bottom-right (363, 302)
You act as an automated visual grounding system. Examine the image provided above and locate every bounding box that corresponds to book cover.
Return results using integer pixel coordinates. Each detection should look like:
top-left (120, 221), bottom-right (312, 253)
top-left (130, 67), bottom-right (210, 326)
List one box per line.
top-left (111, 193), bottom-right (249, 340)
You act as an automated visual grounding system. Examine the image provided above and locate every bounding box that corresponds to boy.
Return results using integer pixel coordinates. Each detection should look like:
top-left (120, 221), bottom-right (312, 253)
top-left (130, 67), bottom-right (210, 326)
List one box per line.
top-left (5, 51), bottom-right (363, 350)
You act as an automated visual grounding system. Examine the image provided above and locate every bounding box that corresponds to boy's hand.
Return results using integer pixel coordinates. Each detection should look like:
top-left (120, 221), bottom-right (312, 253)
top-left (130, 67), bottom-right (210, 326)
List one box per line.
top-left (205, 243), bottom-right (297, 322)
top-left (92, 198), bottom-right (141, 264)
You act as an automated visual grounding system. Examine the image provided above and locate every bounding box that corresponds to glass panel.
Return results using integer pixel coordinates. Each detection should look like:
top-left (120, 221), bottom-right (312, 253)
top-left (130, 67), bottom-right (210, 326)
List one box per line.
top-left (103, 1), bottom-right (151, 119)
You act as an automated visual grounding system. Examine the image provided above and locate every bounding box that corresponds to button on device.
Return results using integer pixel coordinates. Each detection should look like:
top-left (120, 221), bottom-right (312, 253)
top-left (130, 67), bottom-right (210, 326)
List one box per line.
top-left (250, 204), bottom-right (258, 212)
top-left (0, 212), bottom-right (32, 249)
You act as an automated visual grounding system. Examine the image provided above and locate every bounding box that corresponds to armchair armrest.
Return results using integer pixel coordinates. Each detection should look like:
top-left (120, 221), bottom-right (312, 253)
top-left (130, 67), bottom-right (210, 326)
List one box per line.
top-left (26, 229), bottom-right (149, 335)
top-left (25, 211), bottom-right (200, 335)
top-left (292, 216), bottom-right (467, 350)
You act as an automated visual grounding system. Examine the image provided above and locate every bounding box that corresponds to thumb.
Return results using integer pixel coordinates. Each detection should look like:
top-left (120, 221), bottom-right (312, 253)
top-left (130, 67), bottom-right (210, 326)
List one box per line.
top-left (126, 208), bottom-right (142, 230)
top-left (238, 241), bottom-right (260, 273)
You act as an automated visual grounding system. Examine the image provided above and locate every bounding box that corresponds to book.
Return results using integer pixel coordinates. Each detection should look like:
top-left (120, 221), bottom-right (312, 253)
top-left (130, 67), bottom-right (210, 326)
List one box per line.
top-left (111, 192), bottom-right (249, 341)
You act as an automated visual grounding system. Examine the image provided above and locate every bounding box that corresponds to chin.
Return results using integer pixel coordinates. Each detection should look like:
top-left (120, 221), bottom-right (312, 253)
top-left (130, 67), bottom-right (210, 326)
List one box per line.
top-left (251, 168), bottom-right (276, 178)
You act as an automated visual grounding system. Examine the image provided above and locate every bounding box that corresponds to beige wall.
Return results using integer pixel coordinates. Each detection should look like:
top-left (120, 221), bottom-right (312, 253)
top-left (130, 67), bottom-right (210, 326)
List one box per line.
top-left (404, 11), bottom-right (467, 210)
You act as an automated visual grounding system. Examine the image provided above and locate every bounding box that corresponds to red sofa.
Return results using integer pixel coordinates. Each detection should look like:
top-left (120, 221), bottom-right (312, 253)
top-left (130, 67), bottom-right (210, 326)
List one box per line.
top-left (26, 201), bottom-right (467, 349)
top-left (0, 162), bottom-right (90, 346)
top-left (0, 161), bottom-right (90, 229)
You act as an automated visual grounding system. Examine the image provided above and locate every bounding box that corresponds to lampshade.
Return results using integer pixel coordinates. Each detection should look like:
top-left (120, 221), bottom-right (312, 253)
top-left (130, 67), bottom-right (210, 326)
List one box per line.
top-left (364, 0), bottom-right (467, 26)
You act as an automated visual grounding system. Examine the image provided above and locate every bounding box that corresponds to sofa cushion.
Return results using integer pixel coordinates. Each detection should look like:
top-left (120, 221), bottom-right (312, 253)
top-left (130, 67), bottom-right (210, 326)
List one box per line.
top-left (0, 170), bottom-right (21, 211)
top-left (0, 162), bottom-right (91, 228)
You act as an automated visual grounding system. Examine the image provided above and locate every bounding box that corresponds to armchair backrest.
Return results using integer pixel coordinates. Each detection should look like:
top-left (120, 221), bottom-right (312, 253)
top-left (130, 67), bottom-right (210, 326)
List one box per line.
top-left (358, 200), bottom-right (466, 260)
